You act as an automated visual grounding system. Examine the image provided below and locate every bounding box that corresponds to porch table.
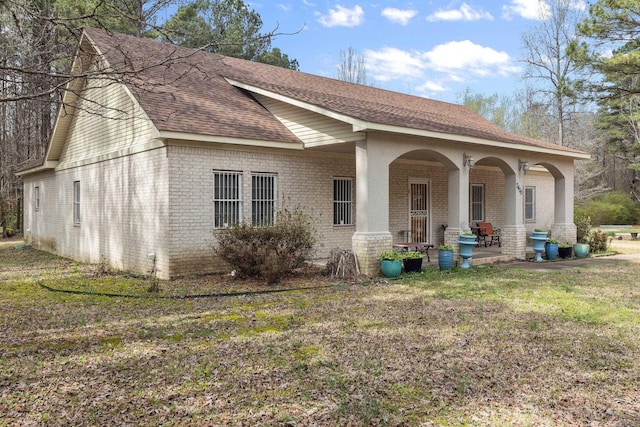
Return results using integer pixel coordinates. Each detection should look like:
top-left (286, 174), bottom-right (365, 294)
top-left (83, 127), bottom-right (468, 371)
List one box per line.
top-left (392, 242), bottom-right (435, 262)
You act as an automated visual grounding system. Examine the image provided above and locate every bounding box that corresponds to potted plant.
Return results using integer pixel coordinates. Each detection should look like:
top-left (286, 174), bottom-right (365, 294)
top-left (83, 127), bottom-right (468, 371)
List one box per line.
top-left (558, 243), bottom-right (573, 259)
top-left (402, 251), bottom-right (423, 273)
top-left (545, 238), bottom-right (559, 260)
top-left (573, 215), bottom-right (591, 258)
top-left (380, 250), bottom-right (403, 278)
top-left (438, 245), bottom-right (455, 270)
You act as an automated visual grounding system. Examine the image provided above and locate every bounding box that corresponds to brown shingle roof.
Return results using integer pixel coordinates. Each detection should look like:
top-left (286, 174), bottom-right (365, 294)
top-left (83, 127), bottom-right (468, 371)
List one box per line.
top-left (83, 28), bottom-right (582, 154)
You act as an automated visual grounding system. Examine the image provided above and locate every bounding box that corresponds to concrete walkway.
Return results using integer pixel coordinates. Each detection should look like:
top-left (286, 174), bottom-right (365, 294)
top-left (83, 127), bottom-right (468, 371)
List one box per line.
top-left (501, 253), bottom-right (640, 271)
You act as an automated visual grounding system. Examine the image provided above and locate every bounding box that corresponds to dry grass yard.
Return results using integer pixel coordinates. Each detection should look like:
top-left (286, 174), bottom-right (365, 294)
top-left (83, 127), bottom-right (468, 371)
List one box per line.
top-left (1, 238), bottom-right (640, 426)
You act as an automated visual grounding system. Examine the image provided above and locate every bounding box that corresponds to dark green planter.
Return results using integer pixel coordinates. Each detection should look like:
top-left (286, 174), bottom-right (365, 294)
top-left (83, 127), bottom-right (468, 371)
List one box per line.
top-left (403, 258), bottom-right (423, 273)
top-left (558, 246), bottom-right (572, 259)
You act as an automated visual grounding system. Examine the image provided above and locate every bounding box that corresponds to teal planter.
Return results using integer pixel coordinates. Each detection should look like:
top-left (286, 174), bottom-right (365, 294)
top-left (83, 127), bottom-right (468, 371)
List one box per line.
top-left (531, 231), bottom-right (548, 239)
top-left (545, 242), bottom-right (559, 260)
top-left (438, 250), bottom-right (454, 270)
top-left (381, 260), bottom-right (402, 278)
top-left (573, 243), bottom-right (589, 258)
top-left (530, 232), bottom-right (548, 262)
top-left (457, 234), bottom-right (478, 269)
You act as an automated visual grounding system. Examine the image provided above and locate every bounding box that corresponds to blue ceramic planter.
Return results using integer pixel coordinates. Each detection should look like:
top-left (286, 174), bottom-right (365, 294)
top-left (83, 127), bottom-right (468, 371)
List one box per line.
top-left (545, 242), bottom-right (559, 260)
top-left (438, 250), bottom-right (454, 270)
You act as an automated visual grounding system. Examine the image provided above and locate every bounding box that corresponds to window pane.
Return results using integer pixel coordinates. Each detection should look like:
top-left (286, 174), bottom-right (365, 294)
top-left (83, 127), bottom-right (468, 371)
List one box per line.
top-left (252, 173), bottom-right (276, 226)
top-left (213, 171), bottom-right (242, 228)
top-left (470, 184), bottom-right (484, 222)
top-left (525, 186), bottom-right (536, 221)
top-left (73, 181), bottom-right (80, 223)
top-left (333, 178), bottom-right (353, 225)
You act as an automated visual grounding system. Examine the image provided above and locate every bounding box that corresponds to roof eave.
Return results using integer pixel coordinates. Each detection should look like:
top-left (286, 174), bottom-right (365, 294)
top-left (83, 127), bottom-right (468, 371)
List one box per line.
top-left (15, 161), bottom-right (60, 177)
top-left (360, 123), bottom-right (592, 160)
top-left (225, 78), bottom-right (590, 160)
top-left (158, 131), bottom-right (304, 150)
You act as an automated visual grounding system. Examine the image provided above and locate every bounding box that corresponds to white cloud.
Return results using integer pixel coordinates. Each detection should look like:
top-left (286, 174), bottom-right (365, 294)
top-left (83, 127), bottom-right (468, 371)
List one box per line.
top-left (363, 42), bottom-right (521, 94)
top-left (426, 3), bottom-right (493, 22)
top-left (417, 81), bottom-right (448, 92)
top-left (424, 40), bottom-right (520, 76)
top-left (381, 7), bottom-right (417, 25)
top-left (365, 47), bottom-right (427, 81)
top-left (318, 5), bottom-right (364, 27)
top-left (502, 0), bottom-right (551, 20)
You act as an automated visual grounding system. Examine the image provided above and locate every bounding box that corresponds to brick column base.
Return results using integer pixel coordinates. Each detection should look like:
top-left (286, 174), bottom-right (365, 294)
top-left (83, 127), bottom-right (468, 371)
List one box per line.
top-left (501, 225), bottom-right (527, 260)
top-left (352, 232), bottom-right (393, 276)
top-left (444, 227), bottom-right (462, 260)
top-left (551, 223), bottom-right (577, 245)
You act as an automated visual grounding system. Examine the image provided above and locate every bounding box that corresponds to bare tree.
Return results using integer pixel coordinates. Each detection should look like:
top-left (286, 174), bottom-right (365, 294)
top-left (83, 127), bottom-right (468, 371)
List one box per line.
top-left (521, 0), bottom-right (584, 146)
top-left (335, 46), bottom-right (370, 85)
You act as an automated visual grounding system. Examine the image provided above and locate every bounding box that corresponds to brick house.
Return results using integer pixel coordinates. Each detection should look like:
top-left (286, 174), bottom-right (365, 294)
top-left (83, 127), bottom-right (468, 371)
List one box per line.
top-left (17, 28), bottom-right (589, 278)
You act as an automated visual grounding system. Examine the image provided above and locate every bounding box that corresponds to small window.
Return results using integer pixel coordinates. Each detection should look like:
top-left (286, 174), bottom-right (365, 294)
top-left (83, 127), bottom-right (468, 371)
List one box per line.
top-left (35, 186), bottom-right (40, 210)
top-left (333, 178), bottom-right (353, 226)
top-left (252, 173), bottom-right (277, 226)
top-left (73, 181), bottom-right (80, 224)
top-left (525, 186), bottom-right (536, 221)
top-left (213, 171), bottom-right (242, 228)
top-left (470, 184), bottom-right (484, 222)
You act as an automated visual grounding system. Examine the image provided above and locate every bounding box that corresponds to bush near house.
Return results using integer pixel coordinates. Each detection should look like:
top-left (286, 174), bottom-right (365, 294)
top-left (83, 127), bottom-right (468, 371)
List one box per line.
top-left (213, 208), bottom-right (317, 284)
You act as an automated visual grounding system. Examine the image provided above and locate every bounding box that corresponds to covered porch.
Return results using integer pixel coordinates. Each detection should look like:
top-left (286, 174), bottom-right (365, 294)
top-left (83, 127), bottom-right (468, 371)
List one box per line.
top-left (350, 132), bottom-right (587, 275)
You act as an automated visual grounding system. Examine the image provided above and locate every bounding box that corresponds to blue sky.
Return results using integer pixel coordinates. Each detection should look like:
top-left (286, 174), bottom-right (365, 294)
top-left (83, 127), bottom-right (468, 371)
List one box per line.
top-left (249, 0), bottom-right (587, 103)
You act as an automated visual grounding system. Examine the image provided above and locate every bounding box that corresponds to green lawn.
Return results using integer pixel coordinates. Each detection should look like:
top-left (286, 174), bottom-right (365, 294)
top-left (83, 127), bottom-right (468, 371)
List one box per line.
top-left (1, 243), bottom-right (640, 425)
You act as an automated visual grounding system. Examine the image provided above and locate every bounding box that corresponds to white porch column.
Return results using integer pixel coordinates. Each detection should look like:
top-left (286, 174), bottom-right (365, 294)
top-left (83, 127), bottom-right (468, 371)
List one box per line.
top-left (551, 166), bottom-right (577, 244)
top-left (444, 167), bottom-right (469, 259)
top-left (502, 171), bottom-right (526, 259)
top-left (447, 167), bottom-right (470, 231)
top-left (352, 140), bottom-right (393, 276)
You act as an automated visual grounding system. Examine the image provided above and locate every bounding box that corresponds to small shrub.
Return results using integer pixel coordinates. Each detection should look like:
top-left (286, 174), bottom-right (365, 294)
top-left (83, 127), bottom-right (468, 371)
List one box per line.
top-left (380, 250), bottom-right (402, 261)
top-left (213, 207), bottom-right (317, 284)
top-left (439, 245), bottom-right (454, 251)
top-left (575, 215), bottom-right (591, 244)
top-left (402, 251), bottom-right (423, 259)
top-left (589, 229), bottom-right (611, 253)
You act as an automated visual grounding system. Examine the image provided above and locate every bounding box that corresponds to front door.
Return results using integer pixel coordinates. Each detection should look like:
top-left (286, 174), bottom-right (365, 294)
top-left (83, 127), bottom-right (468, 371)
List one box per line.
top-left (409, 180), bottom-right (430, 243)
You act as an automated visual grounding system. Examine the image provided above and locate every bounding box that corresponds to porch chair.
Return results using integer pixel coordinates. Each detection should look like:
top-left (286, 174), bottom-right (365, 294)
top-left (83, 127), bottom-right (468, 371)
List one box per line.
top-left (476, 222), bottom-right (501, 247)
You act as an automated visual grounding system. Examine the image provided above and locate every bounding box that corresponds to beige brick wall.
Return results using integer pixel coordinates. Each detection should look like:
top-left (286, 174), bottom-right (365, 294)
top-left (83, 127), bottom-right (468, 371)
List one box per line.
top-left (523, 171), bottom-right (555, 232)
top-left (167, 145), bottom-right (357, 276)
top-left (23, 147), bottom-right (170, 278)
